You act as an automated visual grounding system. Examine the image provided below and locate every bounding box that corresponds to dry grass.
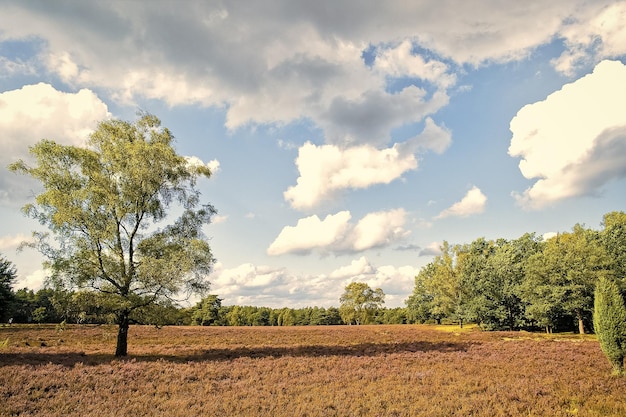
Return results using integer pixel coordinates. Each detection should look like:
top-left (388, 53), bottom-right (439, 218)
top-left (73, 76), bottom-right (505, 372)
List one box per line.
top-left (1, 324), bottom-right (624, 417)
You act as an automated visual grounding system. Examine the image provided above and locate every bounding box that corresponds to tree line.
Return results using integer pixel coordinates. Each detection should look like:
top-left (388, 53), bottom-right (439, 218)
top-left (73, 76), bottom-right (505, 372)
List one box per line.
top-left (406, 211), bottom-right (626, 334)
top-left (0, 281), bottom-right (406, 327)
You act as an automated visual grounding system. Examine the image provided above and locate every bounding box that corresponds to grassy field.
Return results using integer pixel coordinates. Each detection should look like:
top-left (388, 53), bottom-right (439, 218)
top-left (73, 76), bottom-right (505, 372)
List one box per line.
top-left (1, 324), bottom-right (624, 417)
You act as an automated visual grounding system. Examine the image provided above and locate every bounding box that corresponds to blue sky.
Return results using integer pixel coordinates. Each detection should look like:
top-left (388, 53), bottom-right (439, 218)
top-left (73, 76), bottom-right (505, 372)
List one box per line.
top-left (1, 1), bottom-right (626, 308)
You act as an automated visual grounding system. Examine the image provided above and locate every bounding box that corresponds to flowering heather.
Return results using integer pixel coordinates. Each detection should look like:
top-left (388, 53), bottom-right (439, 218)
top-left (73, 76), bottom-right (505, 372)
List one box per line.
top-left (1, 324), bottom-right (624, 416)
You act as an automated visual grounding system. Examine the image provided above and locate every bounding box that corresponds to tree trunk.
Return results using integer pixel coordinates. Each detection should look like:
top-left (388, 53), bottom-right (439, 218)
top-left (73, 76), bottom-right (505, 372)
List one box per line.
top-left (115, 311), bottom-right (130, 357)
top-left (578, 316), bottom-right (585, 335)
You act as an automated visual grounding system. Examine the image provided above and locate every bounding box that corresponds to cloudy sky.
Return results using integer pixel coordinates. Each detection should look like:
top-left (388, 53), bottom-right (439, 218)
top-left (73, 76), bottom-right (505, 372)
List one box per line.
top-left (1, 1), bottom-right (625, 308)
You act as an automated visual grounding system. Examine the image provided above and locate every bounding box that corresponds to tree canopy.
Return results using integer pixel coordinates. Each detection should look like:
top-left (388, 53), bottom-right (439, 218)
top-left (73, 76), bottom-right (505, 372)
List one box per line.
top-left (9, 113), bottom-right (216, 356)
top-left (339, 282), bottom-right (385, 325)
top-left (407, 215), bottom-right (624, 334)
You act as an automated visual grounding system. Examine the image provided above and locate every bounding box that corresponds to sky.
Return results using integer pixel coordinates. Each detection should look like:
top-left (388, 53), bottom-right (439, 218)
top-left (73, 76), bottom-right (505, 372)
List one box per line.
top-left (1, 1), bottom-right (626, 309)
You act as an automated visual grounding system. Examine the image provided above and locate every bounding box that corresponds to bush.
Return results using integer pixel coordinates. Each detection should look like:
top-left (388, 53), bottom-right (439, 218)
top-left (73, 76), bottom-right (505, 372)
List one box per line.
top-left (594, 276), bottom-right (626, 375)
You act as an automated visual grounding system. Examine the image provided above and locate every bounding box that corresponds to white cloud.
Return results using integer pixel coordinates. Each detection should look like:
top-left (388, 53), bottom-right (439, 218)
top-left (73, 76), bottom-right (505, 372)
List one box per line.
top-left (509, 60), bottom-right (626, 209)
top-left (329, 256), bottom-right (375, 279)
top-left (209, 259), bottom-right (419, 308)
top-left (0, 234), bottom-right (31, 251)
top-left (374, 39), bottom-right (456, 88)
top-left (542, 232), bottom-right (558, 241)
top-left (419, 241), bottom-right (443, 257)
top-left (552, 2), bottom-right (626, 75)
top-left (212, 215), bottom-right (229, 224)
top-left (185, 155), bottom-right (221, 174)
top-left (267, 211), bottom-right (352, 256)
top-left (267, 209), bottom-right (409, 256)
top-left (0, 83), bottom-right (110, 204)
top-left (15, 269), bottom-right (48, 291)
top-left (350, 209), bottom-right (410, 252)
top-left (284, 119), bottom-right (450, 210)
top-left (435, 186), bottom-right (487, 219)
top-left (1, 1), bottom-right (594, 151)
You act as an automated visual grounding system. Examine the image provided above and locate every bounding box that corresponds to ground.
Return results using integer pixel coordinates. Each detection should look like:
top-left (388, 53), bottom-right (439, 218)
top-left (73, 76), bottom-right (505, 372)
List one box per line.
top-left (1, 324), bottom-right (624, 416)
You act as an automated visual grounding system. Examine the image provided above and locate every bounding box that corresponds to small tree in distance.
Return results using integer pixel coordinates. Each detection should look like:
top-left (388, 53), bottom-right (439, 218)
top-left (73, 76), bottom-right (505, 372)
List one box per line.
top-left (594, 275), bottom-right (626, 376)
top-left (339, 282), bottom-right (385, 325)
top-left (10, 114), bottom-right (216, 356)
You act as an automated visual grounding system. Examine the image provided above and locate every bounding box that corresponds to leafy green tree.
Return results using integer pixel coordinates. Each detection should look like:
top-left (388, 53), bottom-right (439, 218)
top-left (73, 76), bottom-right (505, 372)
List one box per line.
top-left (601, 211), bottom-right (626, 290)
top-left (339, 282), bottom-right (385, 325)
top-left (192, 295), bottom-right (223, 326)
top-left (594, 276), bottom-right (626, 375)
top-left (458, 235), bottom-right (543, 330)
top-left (12, 288), bottom-right (36, 323)
top-left (455, 238), bottom-right (496, 327)
top-left (10, 114), bottom-right (216, 356)
top-left (428, 242), bottom-right (469, 327)
top-left (406, 263), bottom-right (436, 323)
top-left (0, 255), bottom-right (17, 322)
top-left (522, 225), bottom-right (608, 333)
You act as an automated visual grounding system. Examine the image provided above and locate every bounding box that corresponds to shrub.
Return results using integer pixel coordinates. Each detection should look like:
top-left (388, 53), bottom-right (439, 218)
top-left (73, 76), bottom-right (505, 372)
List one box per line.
top-left (594, 276), bottom-right (626, 375)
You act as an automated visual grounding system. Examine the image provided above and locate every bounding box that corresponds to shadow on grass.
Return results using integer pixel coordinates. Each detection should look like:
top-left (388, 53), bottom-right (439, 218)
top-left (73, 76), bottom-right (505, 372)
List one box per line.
top-left (0, 340), bottom-right (472, 367)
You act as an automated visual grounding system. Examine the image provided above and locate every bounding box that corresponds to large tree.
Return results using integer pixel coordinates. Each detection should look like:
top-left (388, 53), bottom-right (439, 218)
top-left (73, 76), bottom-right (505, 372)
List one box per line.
top-left (0, 254), bottom-right (17, 322)
top-left (10, 114), bottom-right (216, 356)
top-left (339, 282), bottom-right (385, 325)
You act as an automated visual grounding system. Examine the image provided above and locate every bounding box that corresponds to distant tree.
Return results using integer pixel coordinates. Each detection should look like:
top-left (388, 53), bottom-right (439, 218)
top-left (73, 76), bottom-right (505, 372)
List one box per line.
top-left (378, 307), bottom-right (408, 324)
top-left (594, 276), bottom-right (626, 375)
top-left (12, 288), bottom-right (36, 323)
top-left (339, 282), bottom-right (385, 325)
top-left (0, 255), bottom-right (17, 322)
top-left (9, 114), bottom-right (216, 356)
top-left (192, 295), bottom-right (223, 326)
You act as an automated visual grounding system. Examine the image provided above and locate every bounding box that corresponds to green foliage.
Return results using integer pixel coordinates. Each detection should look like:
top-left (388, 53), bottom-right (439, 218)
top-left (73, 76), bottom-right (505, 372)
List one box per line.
top-left (192, 295), bottom-right (224, 326)
top-left (406, 264), bottom-right (435, 323)
top-left (0, 255), bottom-right (17, 322)
top-left (9, 113), bottom-right (216, 356)
top-left (339, 282), bottom-right (385, 325)
top-left (594, 276), bottom-right (626, 375)
top-left (601, 211), bottom-right (626, 289)
top-left (407, 219), bottom-right (618, 333)
top-left (522, 225), bottom-right (608, 334)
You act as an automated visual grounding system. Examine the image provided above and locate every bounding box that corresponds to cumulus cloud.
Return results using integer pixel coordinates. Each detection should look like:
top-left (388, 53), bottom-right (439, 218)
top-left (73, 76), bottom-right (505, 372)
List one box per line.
top-left (0, 83), bottom-right (110, 204)
top-left (329, 256), bottom-right (375, 279)
top-left (552, 2), bottom-right (626, 75)
top-left (185, 155), bottom-right (221, 174)
top-left (284, 119), bottom-right (450, 210)
top-left (435, 186), bottom-right (487, 219)
top-left (15, 269), bottom-right (48, 291)
top-left (2, 1), bottom-right (608, 152)
top-left (267, 208), bottom-right (409, 256)
top-left (209, 258), bottom-right (419, 308)
top-left (509, 60), bottom-right (626, 209)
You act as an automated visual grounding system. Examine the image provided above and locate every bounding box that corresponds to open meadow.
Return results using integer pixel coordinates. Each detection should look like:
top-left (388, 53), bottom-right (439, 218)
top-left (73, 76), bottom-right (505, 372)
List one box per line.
top-left (1, 324), bottom-right (625, 417)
